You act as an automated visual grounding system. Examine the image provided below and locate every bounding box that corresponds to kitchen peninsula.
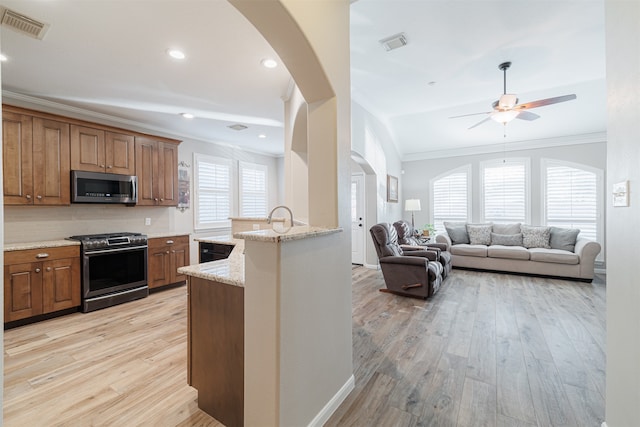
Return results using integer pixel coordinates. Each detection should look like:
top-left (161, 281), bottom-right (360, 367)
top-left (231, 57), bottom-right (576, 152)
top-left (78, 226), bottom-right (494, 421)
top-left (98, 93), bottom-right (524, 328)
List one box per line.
top-left (178, 225), bottom-right (344, 427)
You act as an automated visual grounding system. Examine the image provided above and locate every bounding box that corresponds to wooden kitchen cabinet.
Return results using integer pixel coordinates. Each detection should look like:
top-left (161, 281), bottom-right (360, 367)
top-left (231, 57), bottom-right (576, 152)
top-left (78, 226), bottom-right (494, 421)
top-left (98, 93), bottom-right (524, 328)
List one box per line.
top-left (4, 246), bottom-right (81, 323)
top-left (70, 125), bottom-right (135, 175)
top-left (148, 235), bottom-right (190, 289)
top-left (3, 111), bottom-right (70, 206)
top-left (135, 137), bottom-right (179, 206)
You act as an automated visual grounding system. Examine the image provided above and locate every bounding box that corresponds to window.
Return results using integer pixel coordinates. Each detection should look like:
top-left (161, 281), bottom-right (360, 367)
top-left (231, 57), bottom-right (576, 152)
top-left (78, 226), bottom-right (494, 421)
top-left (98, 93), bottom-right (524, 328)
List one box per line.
top-left (239, 161), bottom-right (268, 217)
top-left (543, 160), bottom-right (601, 241)
top-left (481, 159), bottom-right (529, 223)
top-left (194, 154), bottom-right (231, 229)
top-left (431, 166), bottom-right (470, 233)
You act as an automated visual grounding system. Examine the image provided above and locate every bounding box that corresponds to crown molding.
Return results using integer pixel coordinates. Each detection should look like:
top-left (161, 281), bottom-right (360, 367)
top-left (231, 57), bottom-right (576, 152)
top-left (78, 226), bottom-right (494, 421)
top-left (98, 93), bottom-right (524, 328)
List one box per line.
top-left (402, 132), bottom-right (607, 162)
top-left (2, 90), bottom-right (282, 158)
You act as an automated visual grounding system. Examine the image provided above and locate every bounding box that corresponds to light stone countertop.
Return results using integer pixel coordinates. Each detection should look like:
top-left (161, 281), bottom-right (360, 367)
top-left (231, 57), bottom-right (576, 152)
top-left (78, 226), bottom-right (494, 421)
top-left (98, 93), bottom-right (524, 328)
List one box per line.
top-left (234, 225), bottom-right (342, 242)
top-left (146, 232), bottom-right (191, 239)
top-left (4, 239), bottom-right (81, 252)
top-left (194, 235), bottom-right (236, 245)
top-left (177, 239), bottom-right (245, 287)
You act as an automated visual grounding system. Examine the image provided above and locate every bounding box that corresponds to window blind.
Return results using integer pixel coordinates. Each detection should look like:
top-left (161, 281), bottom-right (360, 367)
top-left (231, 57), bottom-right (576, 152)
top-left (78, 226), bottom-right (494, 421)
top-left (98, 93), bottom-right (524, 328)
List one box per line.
top-left (432, 171), bottom-right (468, 233)
top-left (483, 162), bottom-right (526, 223)
top-left (545, 164), bottom-right (598, 241)
top-left (239, 162), bottom-right (268, 217)
top-left (195, 154), bottom-right (231, 228)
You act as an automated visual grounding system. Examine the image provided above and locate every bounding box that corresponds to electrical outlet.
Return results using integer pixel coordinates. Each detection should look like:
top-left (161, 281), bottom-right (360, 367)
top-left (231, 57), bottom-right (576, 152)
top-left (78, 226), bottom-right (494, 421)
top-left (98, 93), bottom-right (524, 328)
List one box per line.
top-left (145, 218), bottom-right (151, 226)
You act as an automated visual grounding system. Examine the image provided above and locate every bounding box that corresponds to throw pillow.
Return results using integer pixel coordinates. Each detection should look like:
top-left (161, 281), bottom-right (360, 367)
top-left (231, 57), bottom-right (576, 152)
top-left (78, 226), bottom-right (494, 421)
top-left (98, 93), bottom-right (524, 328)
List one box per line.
top-left (549, 227), bottom-right (580, 252)
top-left (521, 225), bottom-right (551, 249)
top-left (444, 221), bottom-right (470, 245)
top-left (491, 232), bottom-right (523, 246)
top-left (466, 224), bottom-right (492, 245)
top-left (492, 223), bottom-right (521, 235)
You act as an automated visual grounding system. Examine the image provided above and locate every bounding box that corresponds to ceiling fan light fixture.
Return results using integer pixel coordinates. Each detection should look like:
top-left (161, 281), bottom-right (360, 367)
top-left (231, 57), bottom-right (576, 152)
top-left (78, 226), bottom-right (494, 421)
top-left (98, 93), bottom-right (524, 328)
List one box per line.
top-left (491, 110), bottom-right (520, 124)
top-left (498, 94), bottom-right (518, 109)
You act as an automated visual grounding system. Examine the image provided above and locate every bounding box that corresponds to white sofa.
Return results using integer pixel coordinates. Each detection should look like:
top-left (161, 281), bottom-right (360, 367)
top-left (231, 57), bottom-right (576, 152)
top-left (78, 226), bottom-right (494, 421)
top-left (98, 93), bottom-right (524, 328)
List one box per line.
top-left (436, 225), bottom-right (602, 282)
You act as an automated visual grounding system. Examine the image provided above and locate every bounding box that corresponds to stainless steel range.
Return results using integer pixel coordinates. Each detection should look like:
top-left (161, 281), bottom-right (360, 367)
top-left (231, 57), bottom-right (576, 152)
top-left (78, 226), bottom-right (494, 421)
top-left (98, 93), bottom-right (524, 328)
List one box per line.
top-left (68, 232), bottom-right (148, 312)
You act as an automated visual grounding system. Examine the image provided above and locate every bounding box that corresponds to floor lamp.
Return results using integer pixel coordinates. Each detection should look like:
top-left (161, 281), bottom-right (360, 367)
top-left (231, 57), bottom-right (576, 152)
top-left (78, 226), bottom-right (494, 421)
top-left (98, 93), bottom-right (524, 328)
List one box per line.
top-left (405, 199), bottom-right (421, 233)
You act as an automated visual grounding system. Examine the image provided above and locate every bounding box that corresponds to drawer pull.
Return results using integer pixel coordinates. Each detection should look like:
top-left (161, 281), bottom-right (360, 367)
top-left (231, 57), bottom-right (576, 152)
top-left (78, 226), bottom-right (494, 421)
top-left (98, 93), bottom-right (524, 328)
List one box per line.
top-left (166, 240), bottom-right (174, 245)
top-left (35, 268), bottom-right (41, 273)
top-left (36, 253), bottom-right (50, 259)
top-left (46, 267), bottom-right (52, 272)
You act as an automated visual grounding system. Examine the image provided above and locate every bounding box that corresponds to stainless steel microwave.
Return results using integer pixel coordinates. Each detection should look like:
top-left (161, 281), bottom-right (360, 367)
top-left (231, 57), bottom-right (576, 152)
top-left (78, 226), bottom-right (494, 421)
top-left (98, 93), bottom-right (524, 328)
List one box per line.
top-left (71, 170), bottom-right (137, 205)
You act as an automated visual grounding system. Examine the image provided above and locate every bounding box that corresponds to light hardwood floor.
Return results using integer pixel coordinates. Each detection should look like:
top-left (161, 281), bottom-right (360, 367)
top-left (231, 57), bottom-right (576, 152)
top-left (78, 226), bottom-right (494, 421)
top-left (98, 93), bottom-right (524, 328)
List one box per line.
top-left (4, 268), bottom-right (605, 426)
top-left (327, 267), bottom-right (606, 427)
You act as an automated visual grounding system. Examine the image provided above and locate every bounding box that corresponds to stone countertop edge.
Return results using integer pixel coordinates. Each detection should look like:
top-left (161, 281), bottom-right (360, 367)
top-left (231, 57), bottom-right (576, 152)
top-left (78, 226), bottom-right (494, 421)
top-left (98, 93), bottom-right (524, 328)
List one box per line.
top-left (178, 240), bottom-right (245, 287)
top-left (4, 240), bottom-right (81, 252)
top-left (233, 226), bottom-right (343, 242)
top-left (146, 232), bottom-right (191, 239)
top-left (193, 235), bottom-right (238, 244)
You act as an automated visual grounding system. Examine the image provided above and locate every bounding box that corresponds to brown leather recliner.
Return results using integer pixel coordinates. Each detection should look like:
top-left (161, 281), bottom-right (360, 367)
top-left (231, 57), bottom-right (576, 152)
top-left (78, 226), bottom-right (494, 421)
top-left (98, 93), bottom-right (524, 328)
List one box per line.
top-left (393, 220), bottom-right (453, 278)
top-left (369, 223), bottom-right (443, 299)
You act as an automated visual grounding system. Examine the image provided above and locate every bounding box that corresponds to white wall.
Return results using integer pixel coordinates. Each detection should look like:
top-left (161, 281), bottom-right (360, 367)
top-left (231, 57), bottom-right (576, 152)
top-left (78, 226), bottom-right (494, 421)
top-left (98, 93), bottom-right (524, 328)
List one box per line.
top-left (351, 101), bottom-right (403, 266)
top-left (604, 1), bottom-right (640, 426)
top-left (402, 141), bottom-right (606, 260)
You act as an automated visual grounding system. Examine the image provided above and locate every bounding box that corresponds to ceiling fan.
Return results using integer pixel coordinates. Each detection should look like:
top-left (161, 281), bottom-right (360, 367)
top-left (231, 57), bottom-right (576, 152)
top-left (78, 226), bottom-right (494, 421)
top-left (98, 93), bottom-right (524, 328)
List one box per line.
top-left (450, 61), bottom-right (577, 130)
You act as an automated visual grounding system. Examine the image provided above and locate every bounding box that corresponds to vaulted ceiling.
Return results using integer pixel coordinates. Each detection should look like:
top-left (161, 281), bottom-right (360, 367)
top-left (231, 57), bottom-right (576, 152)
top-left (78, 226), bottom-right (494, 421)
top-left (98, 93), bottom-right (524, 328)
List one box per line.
top-left (1, 1), bottom-right (606, 159)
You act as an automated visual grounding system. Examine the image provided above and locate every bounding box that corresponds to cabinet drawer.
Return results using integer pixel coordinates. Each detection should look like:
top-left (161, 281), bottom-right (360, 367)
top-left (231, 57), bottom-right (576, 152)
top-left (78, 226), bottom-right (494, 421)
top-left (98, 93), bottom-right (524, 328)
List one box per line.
top-left (5, 246), bottom-right (80, 265)
top-left (148, 235), bottom-right (189, 249)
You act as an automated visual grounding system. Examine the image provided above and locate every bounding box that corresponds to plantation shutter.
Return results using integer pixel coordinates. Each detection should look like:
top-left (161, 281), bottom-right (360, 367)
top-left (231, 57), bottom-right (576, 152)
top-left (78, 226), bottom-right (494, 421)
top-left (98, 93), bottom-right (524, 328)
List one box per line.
top-left (239, 162), bottom-right (268, 217)
top-left (546, 164), bottom-right (598, 240)
top-left (483, 162), bottom-right (527, 223)
top-left (195, 154), bottom-right (231, 229)
top-left (432, 171), bottom-right (468, 233)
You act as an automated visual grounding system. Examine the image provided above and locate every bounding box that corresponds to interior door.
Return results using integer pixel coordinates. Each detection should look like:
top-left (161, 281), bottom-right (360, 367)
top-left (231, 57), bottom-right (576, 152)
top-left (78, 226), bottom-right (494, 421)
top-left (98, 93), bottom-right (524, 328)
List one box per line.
top-left (351, 174), bottom-right (365, 265)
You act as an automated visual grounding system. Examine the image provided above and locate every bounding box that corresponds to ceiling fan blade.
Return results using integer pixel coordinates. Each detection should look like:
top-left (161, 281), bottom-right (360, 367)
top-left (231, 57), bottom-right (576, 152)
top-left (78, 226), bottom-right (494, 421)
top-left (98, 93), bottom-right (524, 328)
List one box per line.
top-left (516, 111), bottom-right (540, 121)
top-left (515, 94), bottom-right (577, 110)
top-left (468, 116), bottom-right (492, 129)
top-left (449, 111), bottom-right (491, 119)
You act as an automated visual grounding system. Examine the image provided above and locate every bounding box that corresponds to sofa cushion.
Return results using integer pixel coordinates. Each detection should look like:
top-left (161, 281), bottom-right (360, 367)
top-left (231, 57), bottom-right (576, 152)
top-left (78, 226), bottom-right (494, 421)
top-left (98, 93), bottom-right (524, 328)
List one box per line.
top-left (488, 245), bottom-right (530, 260)
top-left (467, 224), bottom-right (492, 245)
top-left (490, 232), bottom-right (523, 246)
top-left (521, 225), bottom-right (551, 249)
top-left (492, 223), bottom-right (521, 235)
top-left (444, 221), bottom-right (470, 245)
top-left (529, 248), bottom-right (579, 265)
top-left (549, 227), bottom-right (580, 252)
top-left (450, 244), bottom-right (488, 257)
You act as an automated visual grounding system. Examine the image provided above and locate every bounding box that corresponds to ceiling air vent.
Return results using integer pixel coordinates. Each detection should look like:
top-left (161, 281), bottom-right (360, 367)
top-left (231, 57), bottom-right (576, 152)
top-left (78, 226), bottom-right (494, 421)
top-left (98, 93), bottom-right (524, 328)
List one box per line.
top-left (228, 124), bottom-right (248, 131)
top-left (0, 7), bottom-right (49, 40)
top-left (379, 32), bottom-right (408, 51)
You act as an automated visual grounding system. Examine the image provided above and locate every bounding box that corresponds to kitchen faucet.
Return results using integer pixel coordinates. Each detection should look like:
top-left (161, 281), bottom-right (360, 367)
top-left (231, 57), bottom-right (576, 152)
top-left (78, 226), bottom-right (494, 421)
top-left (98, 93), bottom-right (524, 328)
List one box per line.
top-left (267, 205), bottom-right (294, 228)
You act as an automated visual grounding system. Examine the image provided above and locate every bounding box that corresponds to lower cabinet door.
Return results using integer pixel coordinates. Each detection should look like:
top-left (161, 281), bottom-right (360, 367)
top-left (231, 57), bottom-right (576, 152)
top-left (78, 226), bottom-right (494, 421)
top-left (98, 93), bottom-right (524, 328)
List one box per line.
top-left (42, 257), bottom-right (81, 314)
top-left (4, 262), bottom-right (43, 322)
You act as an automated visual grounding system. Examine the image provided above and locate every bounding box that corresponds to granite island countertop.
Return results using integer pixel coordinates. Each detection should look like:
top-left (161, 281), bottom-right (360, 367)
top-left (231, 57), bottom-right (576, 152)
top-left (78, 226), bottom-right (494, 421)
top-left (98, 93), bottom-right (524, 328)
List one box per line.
top-left (233, 225), bottom-right (342, 242)
top-left (177, 239), bottom-right (245, 287)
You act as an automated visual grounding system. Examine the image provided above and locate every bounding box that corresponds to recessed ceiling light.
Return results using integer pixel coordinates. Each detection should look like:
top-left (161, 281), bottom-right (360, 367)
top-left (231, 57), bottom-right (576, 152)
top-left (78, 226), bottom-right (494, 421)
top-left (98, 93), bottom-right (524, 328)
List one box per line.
top-left (261, 58), bottom-right (277, 69)
top-left (427, 81), bottom-right (436, 86)
top-left (167, 49), bottom-right (186, 60)
top-left (180, 113), bottom-right (194, 119)
top-left (258, 134), bottom-right (267, 139)
top-left (0, 54), bottom-right (7, 62)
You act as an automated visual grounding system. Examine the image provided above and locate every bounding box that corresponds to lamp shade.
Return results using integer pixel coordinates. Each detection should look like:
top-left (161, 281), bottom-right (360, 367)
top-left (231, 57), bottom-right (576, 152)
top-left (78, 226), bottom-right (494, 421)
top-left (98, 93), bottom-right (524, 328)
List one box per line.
top-left (405, 199), bottom-right (421, 212)
top-left (490, 109), bottom-right (520, 124)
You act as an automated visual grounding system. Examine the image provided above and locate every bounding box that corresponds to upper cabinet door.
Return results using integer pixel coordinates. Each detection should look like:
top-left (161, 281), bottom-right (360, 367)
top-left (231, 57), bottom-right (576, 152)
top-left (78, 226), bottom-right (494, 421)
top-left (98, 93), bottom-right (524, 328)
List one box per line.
top-left (70, 125), bottom-right (106, 173)
top-left (32, 118), bottom-right (70, 205)
top-left (106, 131), bottom-right (135, 175)
top-left (159, 142), bottom-right (179, 206)
top-left (135, 137), bottom-right (159, 206)
top-left (2, 112), bottom-right (34, 205)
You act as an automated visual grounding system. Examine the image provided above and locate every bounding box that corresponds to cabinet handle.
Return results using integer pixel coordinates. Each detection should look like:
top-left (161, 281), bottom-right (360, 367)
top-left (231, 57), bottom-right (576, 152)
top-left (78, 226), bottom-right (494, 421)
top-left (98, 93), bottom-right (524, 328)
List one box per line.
top-left (166, 240), bottom-right (174, 245)
top-left (160, 198), bottom-right (164, 201)
top-left (166, 250), bottom-right (170, 254)
top-left (100, 164), bottom-right (105, 168)
top-left (154, 198), bottom-right (159, 202)
top-left (107, 165), bottom-right (113, 169)
top-left (36, 195), bottom-right (42, 200)
top-left (46, 267), bottom-right (52, 272)
top-left (35, 268), bottom-right (41, 273)
top-left (26, 194), bottom-right (32, 200)
top-left (36, 253), bottom-right (49, 259)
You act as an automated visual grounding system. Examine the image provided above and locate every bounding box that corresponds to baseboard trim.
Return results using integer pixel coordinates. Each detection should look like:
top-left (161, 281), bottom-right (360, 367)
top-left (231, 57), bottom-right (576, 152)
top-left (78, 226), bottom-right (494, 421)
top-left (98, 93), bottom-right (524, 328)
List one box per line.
top-left (364, 263), bottom-right (379, 270)
top-left (307, 374), bottom-right (355, 427)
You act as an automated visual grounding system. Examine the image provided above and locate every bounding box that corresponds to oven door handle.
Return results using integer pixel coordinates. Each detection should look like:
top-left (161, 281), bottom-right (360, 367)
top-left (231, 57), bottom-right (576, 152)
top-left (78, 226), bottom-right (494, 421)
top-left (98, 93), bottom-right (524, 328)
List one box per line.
top-left (84, 245), bottom-right (148, 256)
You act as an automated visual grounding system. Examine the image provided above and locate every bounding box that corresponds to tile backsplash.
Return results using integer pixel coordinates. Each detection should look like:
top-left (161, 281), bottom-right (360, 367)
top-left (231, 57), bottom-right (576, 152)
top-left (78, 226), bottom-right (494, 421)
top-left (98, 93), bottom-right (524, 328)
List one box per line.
top-left (4, 205), bottom-right (179, 243)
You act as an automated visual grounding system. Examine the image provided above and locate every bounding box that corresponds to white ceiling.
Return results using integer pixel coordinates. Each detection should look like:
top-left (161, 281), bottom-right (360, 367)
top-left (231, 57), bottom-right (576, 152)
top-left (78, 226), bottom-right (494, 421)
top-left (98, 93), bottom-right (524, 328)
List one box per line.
top-left (1, 1), bottom-right (607, 159)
